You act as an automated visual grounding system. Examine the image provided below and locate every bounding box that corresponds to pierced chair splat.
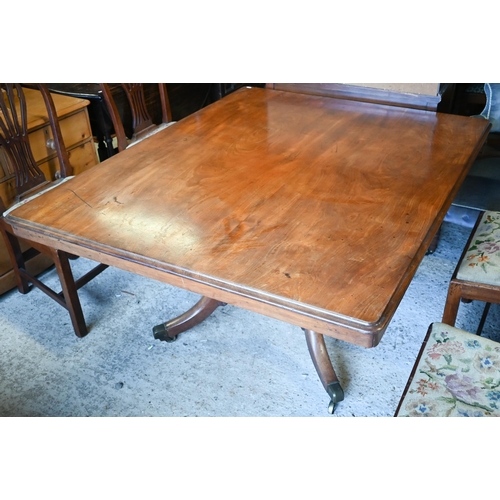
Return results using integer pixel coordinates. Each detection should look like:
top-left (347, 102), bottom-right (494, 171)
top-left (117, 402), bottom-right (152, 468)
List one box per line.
top-left (99, 83), bottom-right (174, 153)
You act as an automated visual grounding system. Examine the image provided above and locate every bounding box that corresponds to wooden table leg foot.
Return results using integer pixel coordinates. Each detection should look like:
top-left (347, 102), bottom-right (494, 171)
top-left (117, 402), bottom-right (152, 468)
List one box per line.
top-left (303, 328), bottom-right (345, 413)
top-left (426, 224), bottom-right (441, 254)
top-left (153, 296), bottom-right (222, 342)
top-left (326, 381), bottom-right (345, 414)
top-left (152, 323), bottom-right (178, 342)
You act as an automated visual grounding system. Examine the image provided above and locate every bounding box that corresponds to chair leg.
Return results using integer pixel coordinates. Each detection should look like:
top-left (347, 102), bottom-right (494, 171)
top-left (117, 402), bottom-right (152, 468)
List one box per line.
top-left (0, 220), bottom-right (31, 294)
top-left (49, 247), bottom-right (89, 338)
top-left (442, 280), bottom-right (462, 326)
top-left (1, 203), bottom-right (100, 338)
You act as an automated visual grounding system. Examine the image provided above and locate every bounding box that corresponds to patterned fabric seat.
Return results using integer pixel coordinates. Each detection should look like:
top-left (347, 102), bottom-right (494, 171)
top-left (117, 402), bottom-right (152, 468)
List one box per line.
top-left (395, 323), bottom-right (500, 417)
top-left (442, 210), bottom-right (500, 332)
top-left (457, 211), bottom-right (500, 285)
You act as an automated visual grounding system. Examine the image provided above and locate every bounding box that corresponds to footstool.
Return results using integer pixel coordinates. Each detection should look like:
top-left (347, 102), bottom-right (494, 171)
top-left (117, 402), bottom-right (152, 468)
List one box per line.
top-left (443, 210), bottom-right (500, 333)
top-left (395, 322), bottom-right (500, 417)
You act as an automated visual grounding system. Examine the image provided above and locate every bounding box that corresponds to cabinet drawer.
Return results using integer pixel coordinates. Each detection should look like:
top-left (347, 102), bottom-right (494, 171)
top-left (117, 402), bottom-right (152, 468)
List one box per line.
top-left (36, 139), bottom-right (97, 180)
top-left (29, 110), bottom-right (92, 164)
top-left (69, 140), bottom-right (98, 175)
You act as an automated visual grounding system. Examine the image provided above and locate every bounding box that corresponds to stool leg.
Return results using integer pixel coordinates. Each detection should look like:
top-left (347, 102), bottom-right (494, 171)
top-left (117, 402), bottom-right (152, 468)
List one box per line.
top-left (442, 281), bottom-right (462, 326)
top-left (476, 302), bottom-right (491, 336)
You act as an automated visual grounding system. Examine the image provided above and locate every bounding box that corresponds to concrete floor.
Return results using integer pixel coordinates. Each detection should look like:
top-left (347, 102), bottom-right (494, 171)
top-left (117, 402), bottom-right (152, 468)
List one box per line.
top-left (1, 219), bottom-right (499, 417)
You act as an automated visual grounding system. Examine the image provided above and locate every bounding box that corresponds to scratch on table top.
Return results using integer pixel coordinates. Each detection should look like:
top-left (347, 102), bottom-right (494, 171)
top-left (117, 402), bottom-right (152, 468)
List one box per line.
top-left (69, 189), bottom-right (93, 208)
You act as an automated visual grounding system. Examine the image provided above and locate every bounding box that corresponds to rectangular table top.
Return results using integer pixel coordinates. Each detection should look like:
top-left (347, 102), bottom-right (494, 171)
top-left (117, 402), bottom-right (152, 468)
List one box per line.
top-left (6, 87), bottom-right (491, 347)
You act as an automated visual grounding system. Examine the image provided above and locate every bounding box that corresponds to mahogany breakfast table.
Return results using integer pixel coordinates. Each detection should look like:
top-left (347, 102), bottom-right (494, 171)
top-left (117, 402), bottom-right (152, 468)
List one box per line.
top-left (5, 86), bottom-right (491, 413)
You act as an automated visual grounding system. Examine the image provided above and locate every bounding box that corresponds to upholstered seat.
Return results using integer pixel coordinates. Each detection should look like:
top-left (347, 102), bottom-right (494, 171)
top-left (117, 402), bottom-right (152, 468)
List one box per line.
top-left (455, 211), bottom-right (500, 286)
top-left (443, 210), bottom-right (500, 334)
top-left (395, 322), bottom-right (500, 417)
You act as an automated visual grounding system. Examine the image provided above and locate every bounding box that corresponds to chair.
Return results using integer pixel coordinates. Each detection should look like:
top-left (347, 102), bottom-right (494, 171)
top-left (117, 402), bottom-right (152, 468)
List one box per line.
top-left (0, 83), bottom-right (108, 338)
top-left (442, 210), bottom-right (500, 335)
top-left (395, 322), bottom-right (500, 417)
top-left (99, 83), bottom-right (174, 153)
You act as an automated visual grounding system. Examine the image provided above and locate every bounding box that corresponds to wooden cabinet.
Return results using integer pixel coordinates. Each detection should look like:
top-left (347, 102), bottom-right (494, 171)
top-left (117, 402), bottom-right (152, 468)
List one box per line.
top-left (0, 88), bottom-right (98, 295)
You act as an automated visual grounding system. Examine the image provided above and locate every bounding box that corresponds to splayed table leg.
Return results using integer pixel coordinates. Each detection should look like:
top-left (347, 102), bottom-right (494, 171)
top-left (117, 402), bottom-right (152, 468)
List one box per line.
top-left (303, 328), bottom-right (345, 414)
top-left (153, 296), bottom-right (222, 342)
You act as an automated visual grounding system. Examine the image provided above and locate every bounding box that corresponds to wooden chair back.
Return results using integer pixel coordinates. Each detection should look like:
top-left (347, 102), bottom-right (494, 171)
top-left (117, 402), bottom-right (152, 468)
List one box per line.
top-left (0, 83), bottom-right (107, 338)
top-left (0, 83), bottom-right (73, 201)
top-left (99, 83), bottom-right (173, 153)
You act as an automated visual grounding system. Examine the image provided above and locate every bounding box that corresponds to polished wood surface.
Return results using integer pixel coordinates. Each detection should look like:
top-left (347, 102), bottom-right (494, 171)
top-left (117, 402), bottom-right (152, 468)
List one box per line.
top-left (46, 84), bottom-right (257, 161)
top-left (6, 87), bottom-right (491, 347)
top-left (47, 84), bottom-right (213, 161)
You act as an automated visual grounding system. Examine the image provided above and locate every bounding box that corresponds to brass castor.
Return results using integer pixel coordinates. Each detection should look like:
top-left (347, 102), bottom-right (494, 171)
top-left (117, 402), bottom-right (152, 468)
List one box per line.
top-left (326, 381), bottom-right (344, 414)
top-left (152, 323), bottom-right (177, 342)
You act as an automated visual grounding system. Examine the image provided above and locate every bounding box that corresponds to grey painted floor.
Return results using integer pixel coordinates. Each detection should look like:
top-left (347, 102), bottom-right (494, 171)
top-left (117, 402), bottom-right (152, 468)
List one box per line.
top-left (1, 219), bottom-right (499, 417)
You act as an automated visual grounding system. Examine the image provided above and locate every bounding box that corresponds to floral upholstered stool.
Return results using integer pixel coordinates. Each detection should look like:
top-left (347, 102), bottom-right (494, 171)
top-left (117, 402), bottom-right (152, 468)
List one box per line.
top-left (395, 323), bottom-right (500, 417)
top-left (443, 211), bottom-right (500, 334)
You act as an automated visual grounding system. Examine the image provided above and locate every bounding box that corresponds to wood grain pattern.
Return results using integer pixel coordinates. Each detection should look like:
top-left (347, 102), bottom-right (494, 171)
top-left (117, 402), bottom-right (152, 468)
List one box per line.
top-left (6, 87), bottom-right (491, 346)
